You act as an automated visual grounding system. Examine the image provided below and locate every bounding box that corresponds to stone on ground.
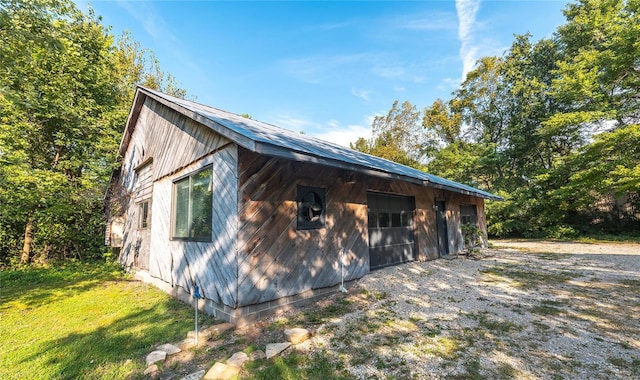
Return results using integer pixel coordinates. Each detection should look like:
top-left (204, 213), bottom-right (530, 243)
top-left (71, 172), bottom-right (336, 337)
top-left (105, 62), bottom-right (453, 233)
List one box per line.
top-left (157, 343), bottom-right (182, 355)
top-left (203, 362), bottom-right (240, 380)
top-left (226, 352), bottom-right (250, 367)
top-left (249, 350), bottom-right (266, 360)
top-left (206, 322), bottom-right (235, 337)
top-left (146, 350), bottom-right (167, 366)
top-left (143, 364), bottom-right (159, 377)
top-left (207, 339), bottom-right (225, 349)
top-left (186, 329), bottom-right (213, 342)
top-left (265, 342), bottom-right (291, 359)
top-left (284, 328), bottom-right (311, 344)
top-left (180, 369), bottom-right (206, 380)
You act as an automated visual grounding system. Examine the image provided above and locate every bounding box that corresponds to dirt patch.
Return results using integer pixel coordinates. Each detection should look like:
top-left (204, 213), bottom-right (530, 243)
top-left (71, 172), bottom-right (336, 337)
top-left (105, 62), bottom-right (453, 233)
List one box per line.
top-left (491, 239), bottom-right (640, 255)
top-left (287, 241), bottom-right (640, 379)
top-left (162, 241), bottom-right (640, 379)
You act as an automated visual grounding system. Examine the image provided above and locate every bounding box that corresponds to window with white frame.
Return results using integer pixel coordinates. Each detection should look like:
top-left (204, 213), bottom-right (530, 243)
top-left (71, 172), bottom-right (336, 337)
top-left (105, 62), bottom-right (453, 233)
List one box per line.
top-left (172, 166), bottom-right (213, 241)
top-left (138, 201), bottom-right (150, 229)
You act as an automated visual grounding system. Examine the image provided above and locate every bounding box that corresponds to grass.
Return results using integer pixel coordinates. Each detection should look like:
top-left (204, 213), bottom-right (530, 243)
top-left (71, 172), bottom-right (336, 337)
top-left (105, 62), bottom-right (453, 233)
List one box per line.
top-left (491, 233), bottom-right (640, 244)
top-left (479, 264), bottom-right (578, 288)
top-left (466, 311), bottom-right (521, 333)
top-left (574, 233), bottom-right (640, 244)
top-left (0, 261), bottom-right (356, 380)
top-left (0, 261), bottom-right (217, 379)
top-left (530, 299), bottom-right (569, 316)
top-left (242, 350), bottom-right (351, 380)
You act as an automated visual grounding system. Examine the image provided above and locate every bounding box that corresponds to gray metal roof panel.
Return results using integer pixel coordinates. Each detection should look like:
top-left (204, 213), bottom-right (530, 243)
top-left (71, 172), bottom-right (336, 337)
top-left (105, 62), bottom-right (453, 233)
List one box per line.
top-left (139, 87), bottom-right (503, 201)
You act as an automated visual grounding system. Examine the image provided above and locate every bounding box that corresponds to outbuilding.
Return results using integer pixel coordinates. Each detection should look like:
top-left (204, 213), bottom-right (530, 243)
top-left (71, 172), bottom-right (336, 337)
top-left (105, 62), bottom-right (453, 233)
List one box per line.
top-left (105, 87), bottom-right (501, 325)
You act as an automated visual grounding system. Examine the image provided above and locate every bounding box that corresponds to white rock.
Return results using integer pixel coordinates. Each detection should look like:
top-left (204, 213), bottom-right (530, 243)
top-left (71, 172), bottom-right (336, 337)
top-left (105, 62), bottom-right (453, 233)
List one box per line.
top-left (206, 322), bottom-right (235, 336)
top-left (144, 364), bottom-right (159, 376)
top-left (145, 350), bottom-right (167, 366)
top-left (203, 362), bottom-right (240, 379)
top-left (157, 343), bottom-right (182, 355)
top-left (265, 342), bottom-right (291, 359)
top-left (284, 328), bottom-right (311, 344)
top-left (187, 330), bottom-right (212, 342)
top-left (226, 351), bottom-right (250, 367)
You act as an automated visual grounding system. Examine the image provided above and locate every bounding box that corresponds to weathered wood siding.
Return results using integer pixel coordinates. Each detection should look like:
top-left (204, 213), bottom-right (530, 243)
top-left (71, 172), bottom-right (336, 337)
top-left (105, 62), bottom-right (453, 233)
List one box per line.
top-left (148, 147), bottom-right (239, 307)
top-left (236, 149), bottom-right (489, 307)
top-left (237, 149), bottom-right (369, 307)
top-left (446, 193), bottom-right (487, 252)
top-left (133, 161), bottom-right (153, 270)
top-left (117, 97), bottom-right (238, 307)
top-left (117, 97), bottom-right (232, 192)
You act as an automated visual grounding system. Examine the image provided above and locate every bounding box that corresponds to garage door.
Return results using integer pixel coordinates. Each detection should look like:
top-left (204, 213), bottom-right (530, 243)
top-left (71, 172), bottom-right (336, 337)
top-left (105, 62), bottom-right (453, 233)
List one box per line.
top-left (367, 192), bottom-right (415, 270)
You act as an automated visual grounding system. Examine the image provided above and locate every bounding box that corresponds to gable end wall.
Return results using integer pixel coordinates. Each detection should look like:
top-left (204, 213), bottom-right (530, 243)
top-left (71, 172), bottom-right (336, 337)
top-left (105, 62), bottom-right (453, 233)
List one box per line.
top-left (115, 99), bottom-right (239, 308)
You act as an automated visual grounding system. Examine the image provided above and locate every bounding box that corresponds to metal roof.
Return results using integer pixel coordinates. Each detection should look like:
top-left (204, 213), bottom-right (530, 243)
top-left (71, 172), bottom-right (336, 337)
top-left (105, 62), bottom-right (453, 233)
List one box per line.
top-left (134, 87), bottom-right (503, 201)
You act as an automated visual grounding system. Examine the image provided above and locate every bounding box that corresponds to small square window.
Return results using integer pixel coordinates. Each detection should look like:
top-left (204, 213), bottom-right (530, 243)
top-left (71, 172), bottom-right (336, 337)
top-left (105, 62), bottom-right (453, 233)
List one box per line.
top-left (460, 204), bottom-right (478, 226)
top-left (368, 211), bottom-right (377, 228)
top-left (378, 212), bottom-right (390, 228)
top-left (391, 213), bottom-right (402, 227)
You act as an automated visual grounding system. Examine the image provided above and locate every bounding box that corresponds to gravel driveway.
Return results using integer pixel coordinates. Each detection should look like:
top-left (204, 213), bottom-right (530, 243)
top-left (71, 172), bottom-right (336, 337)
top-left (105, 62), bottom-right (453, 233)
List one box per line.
top-left (295, 240), bottom-right (640, 379)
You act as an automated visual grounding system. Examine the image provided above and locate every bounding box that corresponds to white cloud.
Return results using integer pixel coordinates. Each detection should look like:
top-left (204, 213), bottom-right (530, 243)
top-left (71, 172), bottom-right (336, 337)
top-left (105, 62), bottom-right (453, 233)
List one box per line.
top-left (386, 11), bottom-right (457, 31)
top-left (351, 88), bottom-right (372, 101)
top-left (269, 114), bottom-right (372, 147)
top-left (271, 114), bottom-right (315, 132)
top-left (438, 77), bottom-right (462, 91)
top-left (116, 1), bottom-right (175, 43)
top-left (372, 65), bottom-right (405, 79)
top-left (310, 122), bottom-right (373, 148)
top-left (412, 75), bottom-right (426, 84)
top-left (455, 0), bottom-right (482, 79)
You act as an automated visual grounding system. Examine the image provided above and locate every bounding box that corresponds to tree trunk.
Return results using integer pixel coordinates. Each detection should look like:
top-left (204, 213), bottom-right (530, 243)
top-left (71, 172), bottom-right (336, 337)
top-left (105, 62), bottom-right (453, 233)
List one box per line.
top-left (20, 217), bottom-right (34, 264)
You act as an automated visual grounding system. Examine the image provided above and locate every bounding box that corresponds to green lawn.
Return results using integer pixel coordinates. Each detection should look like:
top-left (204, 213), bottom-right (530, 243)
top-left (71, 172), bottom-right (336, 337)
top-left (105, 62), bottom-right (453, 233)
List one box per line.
top-left (0, 262), bottom-right (214, 380)
top-left (0, 262), bottom-right (350, 380)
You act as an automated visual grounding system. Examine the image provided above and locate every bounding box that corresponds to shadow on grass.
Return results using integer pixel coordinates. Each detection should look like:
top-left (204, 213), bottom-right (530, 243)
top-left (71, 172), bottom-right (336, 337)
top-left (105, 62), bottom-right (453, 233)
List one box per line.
top-left (1, 262), bottom-right (210, 379)
top-left (18, 300), bottom-right (196, 379)
top-left (0, 262), bottom-right (128, 309)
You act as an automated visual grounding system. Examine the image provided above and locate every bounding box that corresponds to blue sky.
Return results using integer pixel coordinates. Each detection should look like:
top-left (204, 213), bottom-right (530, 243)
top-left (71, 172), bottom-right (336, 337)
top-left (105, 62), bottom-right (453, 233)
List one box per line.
top-left (78, 0), bottom-right (570, 146)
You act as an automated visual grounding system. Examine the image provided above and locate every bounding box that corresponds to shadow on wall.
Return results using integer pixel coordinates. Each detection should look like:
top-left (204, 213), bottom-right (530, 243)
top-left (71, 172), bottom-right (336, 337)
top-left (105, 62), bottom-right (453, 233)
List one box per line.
top-left (232, 153), bottom-right (369, 308)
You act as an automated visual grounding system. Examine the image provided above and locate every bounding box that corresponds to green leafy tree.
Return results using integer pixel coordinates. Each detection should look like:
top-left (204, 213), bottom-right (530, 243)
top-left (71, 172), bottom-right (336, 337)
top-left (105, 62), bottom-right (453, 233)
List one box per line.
top-left (351, 100), bottom-right (425, 169)
top-left (1, 0), bottom-right (117, 263)
top-left (0, 0), bottom-right (186, 264)
top-left (422, 98), bottom-right (462, 158)
top-left (552, 0), bottom-right (640, 126)
top-left (365, 0), bottom-right (640, 237)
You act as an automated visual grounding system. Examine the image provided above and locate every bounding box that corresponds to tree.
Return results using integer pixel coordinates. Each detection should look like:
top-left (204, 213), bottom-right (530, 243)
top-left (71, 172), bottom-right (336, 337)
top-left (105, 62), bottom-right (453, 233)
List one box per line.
top-left (454, 56), bottom-right (511, 147)
top-left (360, 0), bottom-right (640, 238)
top-left (552, 0), bottom-right (640, 126)
top-left (422, 98), bottom-right (462, 158)
top-left (1, 0), bottom-right (117, 263)
top-left (351, 100), bottom-right (425, 169)
top-left (0, 0), bottom-right (186, 264)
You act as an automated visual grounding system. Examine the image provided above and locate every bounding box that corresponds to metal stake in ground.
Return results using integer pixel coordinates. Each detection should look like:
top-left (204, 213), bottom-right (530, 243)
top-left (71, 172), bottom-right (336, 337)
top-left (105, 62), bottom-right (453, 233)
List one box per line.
top-left (194, 284), bottom-right (202, 346)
